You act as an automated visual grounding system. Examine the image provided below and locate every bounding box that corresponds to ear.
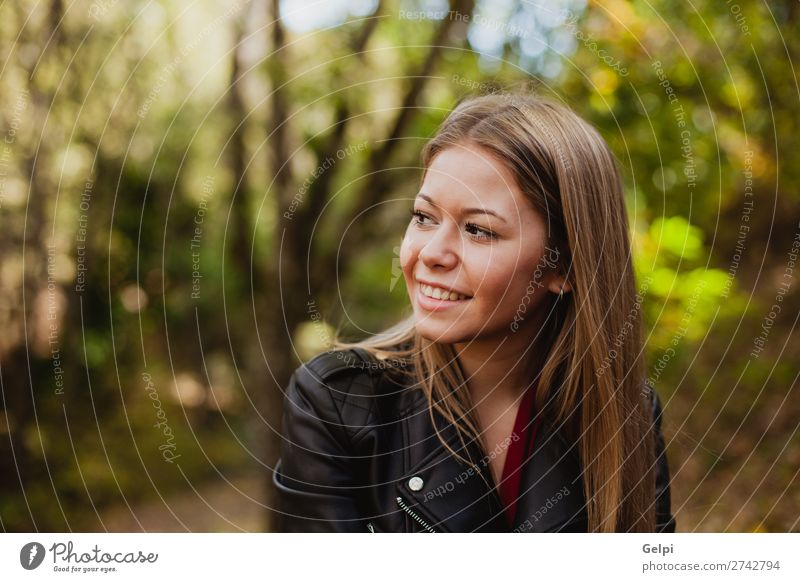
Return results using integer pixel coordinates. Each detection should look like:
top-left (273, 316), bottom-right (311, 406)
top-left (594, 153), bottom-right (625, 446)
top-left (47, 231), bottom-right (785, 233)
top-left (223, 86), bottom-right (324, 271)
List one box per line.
top-left (547, 275), bottom-right (572, 296)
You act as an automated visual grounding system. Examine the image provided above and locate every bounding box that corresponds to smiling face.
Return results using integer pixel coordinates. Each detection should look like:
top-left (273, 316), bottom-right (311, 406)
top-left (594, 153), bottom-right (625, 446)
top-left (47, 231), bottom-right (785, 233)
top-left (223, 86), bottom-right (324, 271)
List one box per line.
top-left (400, 141), bottom-right (568, 345)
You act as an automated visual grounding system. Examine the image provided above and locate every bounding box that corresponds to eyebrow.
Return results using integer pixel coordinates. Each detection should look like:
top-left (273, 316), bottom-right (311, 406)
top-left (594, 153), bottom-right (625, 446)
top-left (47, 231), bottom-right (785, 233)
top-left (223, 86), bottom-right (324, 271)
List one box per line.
top-left (416, 193), bottom-right (508, 224)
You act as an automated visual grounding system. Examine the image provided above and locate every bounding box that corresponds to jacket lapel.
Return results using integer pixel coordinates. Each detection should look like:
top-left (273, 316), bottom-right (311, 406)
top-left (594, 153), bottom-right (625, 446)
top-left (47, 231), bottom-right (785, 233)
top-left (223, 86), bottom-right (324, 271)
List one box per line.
top-left (396, 391), bottom-right (588, 533)
top-left (396, 410), bottom-right (507, 532)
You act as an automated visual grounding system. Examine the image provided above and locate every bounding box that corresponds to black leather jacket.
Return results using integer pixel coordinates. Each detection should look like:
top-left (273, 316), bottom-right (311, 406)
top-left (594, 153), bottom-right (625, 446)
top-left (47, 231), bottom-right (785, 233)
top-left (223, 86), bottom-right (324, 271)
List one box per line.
top-left (273, 348), bottom-right (676, 533)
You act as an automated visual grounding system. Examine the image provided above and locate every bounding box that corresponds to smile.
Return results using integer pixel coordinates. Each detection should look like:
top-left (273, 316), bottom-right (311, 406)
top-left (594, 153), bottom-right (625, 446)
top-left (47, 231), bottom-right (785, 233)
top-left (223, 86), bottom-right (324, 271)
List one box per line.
top-left (416, 286), bottom-right (472, 312)
top-left (420, 284), bottom-right (469, 301)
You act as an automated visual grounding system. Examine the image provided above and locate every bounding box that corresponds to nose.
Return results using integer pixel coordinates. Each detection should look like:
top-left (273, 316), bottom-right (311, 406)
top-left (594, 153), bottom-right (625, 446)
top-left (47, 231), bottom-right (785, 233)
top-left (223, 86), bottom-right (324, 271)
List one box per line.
top-left (418, 224), bottom-right (460, 270)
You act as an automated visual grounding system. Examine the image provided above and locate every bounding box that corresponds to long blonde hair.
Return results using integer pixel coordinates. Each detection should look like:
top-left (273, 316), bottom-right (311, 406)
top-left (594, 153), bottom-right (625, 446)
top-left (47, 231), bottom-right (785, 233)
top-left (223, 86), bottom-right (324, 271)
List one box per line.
top-left (333, 92), bottom-right (656, 532)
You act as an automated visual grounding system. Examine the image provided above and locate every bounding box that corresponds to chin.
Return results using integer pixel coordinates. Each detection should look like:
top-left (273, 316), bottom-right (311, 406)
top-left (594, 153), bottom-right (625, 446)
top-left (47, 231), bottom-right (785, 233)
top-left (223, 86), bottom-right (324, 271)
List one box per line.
top-left (413, 322), bottom-right (471, 345)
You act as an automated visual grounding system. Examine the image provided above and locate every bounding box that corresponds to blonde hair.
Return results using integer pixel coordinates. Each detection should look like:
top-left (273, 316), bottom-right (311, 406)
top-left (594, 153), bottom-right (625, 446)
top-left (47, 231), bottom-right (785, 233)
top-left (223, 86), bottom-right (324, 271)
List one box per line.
top-left (333, 92), bottom-right (656, 532)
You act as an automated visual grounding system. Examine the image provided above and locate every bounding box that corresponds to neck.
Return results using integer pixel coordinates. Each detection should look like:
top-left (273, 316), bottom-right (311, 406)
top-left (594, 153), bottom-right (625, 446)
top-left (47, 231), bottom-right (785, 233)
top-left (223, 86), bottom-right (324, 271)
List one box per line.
top-left (453, 327), bottom-right (547, 406)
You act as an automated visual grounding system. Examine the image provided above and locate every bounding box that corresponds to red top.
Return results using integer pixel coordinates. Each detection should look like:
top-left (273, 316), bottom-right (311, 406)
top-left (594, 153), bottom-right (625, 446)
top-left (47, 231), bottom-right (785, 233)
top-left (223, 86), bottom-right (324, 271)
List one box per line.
top-left (497, 381), bottom-right (543, 527)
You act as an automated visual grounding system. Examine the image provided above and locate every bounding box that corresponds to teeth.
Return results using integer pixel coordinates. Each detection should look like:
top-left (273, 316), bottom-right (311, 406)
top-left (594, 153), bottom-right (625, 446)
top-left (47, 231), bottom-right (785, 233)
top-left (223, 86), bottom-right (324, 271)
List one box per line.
top-left (421, 284), bottom-right (468, 301)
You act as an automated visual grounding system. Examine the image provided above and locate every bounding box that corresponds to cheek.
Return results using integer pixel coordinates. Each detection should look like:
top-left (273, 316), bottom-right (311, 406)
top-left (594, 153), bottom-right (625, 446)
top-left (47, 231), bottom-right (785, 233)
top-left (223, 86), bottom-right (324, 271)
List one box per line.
top-left (482, 254), bottom-right (542, 304)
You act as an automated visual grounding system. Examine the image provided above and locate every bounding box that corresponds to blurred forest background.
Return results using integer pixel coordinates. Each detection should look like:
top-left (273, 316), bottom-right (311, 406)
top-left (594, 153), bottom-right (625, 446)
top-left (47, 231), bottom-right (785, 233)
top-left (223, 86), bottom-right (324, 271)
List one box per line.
top-left (0, 0), bottom-right (798, 532)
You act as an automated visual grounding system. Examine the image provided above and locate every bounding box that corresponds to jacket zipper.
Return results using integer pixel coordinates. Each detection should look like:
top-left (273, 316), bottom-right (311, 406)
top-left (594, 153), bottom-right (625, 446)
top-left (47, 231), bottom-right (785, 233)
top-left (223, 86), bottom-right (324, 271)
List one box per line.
top-left (366, 522), bottom-right (376, 532)
top-left (396, 496), bottom-right (437, 533)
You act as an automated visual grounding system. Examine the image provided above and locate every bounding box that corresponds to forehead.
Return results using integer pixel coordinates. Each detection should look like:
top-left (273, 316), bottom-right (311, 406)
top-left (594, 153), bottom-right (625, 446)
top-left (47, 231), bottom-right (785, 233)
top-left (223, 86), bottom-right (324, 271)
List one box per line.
top-left (420, 143), bottom-right (530, 217)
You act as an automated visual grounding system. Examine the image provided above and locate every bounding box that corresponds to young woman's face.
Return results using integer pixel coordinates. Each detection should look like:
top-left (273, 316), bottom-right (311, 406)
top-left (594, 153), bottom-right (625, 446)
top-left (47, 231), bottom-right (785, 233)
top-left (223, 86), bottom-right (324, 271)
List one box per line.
top-left (400, 141), bottom-right (567, 345)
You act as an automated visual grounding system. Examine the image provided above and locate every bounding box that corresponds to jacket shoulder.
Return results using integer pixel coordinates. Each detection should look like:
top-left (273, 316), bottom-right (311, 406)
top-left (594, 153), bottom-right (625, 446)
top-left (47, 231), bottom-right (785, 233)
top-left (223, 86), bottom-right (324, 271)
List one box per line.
top-left (291, 349), bottom-right (396, 437)
top-left (297, 348), bottom-right (386, 398)
top-left (300, 348), bottom-right (408, 390)
top-left (302, 348), bottom-right (368, 378)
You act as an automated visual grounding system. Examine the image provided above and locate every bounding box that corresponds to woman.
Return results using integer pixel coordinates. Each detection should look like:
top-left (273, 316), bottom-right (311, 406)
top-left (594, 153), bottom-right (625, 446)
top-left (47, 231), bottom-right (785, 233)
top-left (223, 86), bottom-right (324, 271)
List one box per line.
top-left (273, 92), bottom-right (676, 533)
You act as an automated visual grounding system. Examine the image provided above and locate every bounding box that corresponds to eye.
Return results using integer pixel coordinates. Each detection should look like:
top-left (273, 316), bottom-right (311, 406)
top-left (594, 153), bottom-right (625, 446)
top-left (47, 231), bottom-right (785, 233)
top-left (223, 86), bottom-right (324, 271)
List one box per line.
top-left (410, 209), bottom-right (497, 241)
top-left (465, 222), bottom-right (496, 241)
top-left (410, 209), bottom-right (432, 225)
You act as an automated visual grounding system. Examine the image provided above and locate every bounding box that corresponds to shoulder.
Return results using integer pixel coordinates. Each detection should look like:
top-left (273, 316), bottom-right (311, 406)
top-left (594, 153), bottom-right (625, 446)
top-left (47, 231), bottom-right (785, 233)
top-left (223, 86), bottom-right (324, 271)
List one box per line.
top-left (288, 348), bottom-right (409, 431)
top-left (294, 348), bottom-right (390, 393)
top-left (291, 349), bottom-right (373, 402)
